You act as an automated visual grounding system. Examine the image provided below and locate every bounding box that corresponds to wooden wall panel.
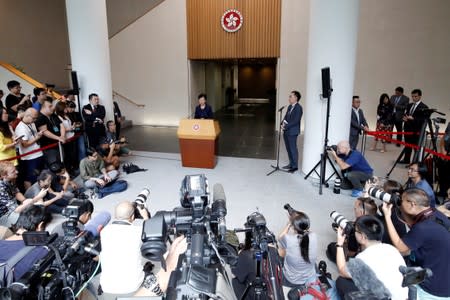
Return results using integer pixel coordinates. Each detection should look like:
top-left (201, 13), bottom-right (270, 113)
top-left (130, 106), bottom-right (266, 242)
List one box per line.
top-left (186, 0), bottom-right (281, 59)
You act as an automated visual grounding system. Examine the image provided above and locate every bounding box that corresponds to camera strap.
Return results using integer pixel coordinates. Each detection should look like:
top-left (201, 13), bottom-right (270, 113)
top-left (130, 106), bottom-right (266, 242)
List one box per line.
top-left (112, 220), bottom-right (131, 226)
top-left (413, 209), bottom-right (450, 232)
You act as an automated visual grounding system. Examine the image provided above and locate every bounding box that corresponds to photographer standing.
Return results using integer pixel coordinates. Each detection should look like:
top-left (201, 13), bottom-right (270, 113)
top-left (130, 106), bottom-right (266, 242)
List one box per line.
top-left (335, 215), bottom-right (407, 300)
top-left (382, 188), bottom-right (450, 299)
top-left (329, 140), bottom-right (373, 197)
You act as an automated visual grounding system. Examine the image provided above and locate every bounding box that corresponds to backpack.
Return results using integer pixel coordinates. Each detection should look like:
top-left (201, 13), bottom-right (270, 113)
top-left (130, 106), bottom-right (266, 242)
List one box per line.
top-left (0, 246), bottom-right (35, 288)
top-left (98, 180), bottom-right (128, 198)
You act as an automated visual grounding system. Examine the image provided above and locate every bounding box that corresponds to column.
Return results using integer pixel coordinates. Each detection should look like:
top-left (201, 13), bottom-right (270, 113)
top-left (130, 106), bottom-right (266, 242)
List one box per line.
top-left (301, 0), bottom-right (360, 176)
top-left (65, 0), bottom-right (114, 121)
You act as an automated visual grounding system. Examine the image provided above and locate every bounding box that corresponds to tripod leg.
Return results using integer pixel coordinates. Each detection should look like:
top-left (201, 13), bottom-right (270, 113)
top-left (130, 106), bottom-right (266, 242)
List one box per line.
top-left (304, 160), bottom-right (321, 180)
top-left (387, 148), bottom-right (406, 178)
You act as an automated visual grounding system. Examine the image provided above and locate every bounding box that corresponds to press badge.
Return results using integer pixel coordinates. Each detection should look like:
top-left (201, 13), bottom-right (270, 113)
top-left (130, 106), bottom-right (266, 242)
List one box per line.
top-left (53, 126), bottom-right (59, 133)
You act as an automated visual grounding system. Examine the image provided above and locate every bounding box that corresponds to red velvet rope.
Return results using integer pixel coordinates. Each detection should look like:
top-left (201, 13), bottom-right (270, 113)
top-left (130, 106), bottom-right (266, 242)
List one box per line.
top-left (365, 131), bottom-right (450, 160)
top-left (1, 133), bottom-right (81, 162)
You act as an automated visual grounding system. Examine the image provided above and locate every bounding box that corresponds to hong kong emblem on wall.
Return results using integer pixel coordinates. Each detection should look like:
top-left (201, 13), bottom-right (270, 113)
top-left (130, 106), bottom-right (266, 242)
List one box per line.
top-left (221, 9), bottom-right (243, 33)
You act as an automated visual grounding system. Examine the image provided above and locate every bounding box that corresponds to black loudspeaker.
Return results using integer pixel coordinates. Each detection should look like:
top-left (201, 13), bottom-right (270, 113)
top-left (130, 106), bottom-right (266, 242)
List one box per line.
top-left (71, 71), bottom-right (79, 94)
top-left (321, 67), bottom-right (331, 98)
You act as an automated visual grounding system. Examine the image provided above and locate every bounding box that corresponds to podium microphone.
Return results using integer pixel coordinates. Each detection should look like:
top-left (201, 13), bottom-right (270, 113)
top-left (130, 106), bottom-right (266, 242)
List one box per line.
top-left (278, 106), bottom-right (285, 112)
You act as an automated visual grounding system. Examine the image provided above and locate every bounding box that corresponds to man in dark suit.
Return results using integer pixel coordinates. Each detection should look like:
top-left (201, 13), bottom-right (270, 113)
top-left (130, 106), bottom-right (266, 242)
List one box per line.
top-left (349, 96), bottom-right (369, 150)
top-left (390, 86), bottom-right (410, 147)
top-left (82, 93), bottom-right (106, 149)
top-left (400, 89), bottom-right (428, 164)
top-left (281, 91), bottom-right (303, 173)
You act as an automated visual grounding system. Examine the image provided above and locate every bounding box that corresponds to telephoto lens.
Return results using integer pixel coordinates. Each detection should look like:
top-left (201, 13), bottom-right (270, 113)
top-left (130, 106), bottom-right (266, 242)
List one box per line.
top-left (283, 204), bottom-right (300, 216)
top-left (333, 178), bottom-right (341, 194)
top-left (329, 211), bottom-right (353, 235)
top-left (134, 188), bottom-right (150, 219)
top-left (368, 187), bottom-right (401, 206)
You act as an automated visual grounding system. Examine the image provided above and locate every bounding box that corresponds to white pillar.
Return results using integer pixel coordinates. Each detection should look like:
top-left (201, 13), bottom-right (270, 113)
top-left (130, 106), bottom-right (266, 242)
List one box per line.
top-left (65, 0), bottom-right (113, 121)
top-left (301, 0), bottom-right (359, 176)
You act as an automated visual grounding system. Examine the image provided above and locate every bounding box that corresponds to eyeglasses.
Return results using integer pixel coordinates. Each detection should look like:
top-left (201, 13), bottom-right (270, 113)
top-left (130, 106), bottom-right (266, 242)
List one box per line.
top-left (408, 168), bottom-right (418, 172)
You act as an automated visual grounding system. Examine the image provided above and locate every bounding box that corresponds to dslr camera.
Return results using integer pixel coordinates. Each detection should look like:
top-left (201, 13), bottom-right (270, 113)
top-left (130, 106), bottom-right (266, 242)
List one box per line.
top-left (326, 145), bottom-right (338, 152)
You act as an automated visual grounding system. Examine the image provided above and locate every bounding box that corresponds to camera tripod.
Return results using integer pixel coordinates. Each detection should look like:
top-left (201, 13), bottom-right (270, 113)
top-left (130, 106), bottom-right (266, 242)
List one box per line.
top-left (240, 249), bottom-right (283, 300)
top-left (267, 106), bottom-right (288, 176)
top-left (304, 88), bottom-right (342, 194)
top-left (386, 109), bottom-right (444, 180)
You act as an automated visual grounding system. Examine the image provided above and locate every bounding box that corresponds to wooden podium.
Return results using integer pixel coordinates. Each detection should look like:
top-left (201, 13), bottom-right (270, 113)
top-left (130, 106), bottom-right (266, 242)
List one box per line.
top-left (177, 119), bottom-right (220, 168)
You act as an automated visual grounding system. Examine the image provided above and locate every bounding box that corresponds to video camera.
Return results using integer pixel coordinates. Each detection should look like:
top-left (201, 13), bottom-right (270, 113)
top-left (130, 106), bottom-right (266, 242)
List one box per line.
top-left (140, 174), bottom-right (237, 299)
top-left (1, 216), bottom-right (100, 299)
top-left (234, 211), bottom-right (284, 300)
top-left (432, 117), bottom-right (446, 124)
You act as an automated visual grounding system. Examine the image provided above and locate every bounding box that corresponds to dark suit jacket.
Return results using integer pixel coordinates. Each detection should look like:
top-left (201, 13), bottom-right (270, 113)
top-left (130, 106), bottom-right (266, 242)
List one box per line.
top-left (390, 94), bottom-right (410, 121)
top-left (350, 108), bottom-right (368, 136)
top-left (194, 104), bottom-right (213, 119)
top-left (82, 104), bottom-right (106, 129)
top-left (403, 101), bottom-right (428, 133)
top-left (283, 103), bottom-right (302, 136)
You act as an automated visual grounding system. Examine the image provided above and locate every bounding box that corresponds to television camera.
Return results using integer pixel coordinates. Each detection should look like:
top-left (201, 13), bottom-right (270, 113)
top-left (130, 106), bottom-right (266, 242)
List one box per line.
top-left (140, 174), bottom-right (238, 300)
top-left (0, 201), bottom-right (100, 300)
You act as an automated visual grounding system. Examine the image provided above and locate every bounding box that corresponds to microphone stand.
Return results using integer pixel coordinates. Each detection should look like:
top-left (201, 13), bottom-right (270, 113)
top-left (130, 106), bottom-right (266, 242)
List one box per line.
top-left (267, 106), bottom-right (288, 176)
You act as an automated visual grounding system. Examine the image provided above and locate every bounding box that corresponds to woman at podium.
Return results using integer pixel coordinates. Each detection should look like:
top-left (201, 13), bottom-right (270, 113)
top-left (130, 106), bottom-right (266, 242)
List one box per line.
top-left (194, 93), bottom-right (213, 119)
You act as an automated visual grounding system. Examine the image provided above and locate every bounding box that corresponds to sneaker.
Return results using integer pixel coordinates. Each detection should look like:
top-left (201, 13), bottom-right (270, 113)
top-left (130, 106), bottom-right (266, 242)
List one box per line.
top-left (351, 189), bottom-right (363, 197)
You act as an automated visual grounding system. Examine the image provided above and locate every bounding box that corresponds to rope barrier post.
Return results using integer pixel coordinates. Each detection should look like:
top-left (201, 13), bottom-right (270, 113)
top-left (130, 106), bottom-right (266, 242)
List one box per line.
top-left (361, 131), bottom-right (367, 156)
top-left (58, 142), bottom-right (64, 163)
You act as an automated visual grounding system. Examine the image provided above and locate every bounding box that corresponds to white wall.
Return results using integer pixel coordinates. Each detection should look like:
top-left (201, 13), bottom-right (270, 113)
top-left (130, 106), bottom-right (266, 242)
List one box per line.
top-left (354, 0), bottom-right (450, 131)
top-left (277, 0), bottom-right (310, 130)
top-left (278, 0), bottom-right (450, 133)
top-left (0, 67), bottom-right (35, 97)
top-left (109, 0), bottom-right (188, 126)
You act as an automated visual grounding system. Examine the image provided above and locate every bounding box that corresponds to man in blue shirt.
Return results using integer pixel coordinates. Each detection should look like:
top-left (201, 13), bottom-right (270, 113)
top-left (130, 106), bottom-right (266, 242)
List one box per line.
top-left (382, 188), bottom-right (450, 299)
top-left (405, 162), bottom-right (436, 207)
top-left (330, 140), bottom-right (373, 197)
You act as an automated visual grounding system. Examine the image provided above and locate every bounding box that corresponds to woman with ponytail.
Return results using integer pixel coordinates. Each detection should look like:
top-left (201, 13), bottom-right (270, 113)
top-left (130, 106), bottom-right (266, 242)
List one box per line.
top-left (278, 211), bottom-right (318, 287)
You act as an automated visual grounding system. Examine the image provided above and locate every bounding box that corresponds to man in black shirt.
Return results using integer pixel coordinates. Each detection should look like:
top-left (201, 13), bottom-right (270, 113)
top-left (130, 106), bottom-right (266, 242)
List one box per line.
top-left (5, 80), bottom-right (31, 120)
top-left (34, 99), bottom-right (65, 167)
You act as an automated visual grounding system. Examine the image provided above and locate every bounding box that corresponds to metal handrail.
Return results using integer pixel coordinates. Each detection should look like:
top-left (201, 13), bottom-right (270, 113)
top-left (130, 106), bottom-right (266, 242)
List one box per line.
top-left (113, 90), bottom-right (145, 108)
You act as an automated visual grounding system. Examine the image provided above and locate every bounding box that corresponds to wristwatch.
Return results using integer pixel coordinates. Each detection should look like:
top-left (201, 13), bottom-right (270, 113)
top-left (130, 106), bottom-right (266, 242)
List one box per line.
top-left (336, 244), bottom-right (343, 248)
top-left (143, 273), bottom-right (163, 296)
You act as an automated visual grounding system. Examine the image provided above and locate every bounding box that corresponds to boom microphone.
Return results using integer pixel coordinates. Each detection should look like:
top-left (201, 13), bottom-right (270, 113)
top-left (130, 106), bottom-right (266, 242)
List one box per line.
top-left (83, 211), bottom-right (111, 237)
top-left (212, 183), bottom-right (227, 242)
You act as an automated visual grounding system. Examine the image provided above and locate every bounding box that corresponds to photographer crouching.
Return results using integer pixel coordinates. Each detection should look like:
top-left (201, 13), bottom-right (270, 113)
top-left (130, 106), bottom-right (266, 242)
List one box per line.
top-left (382, 188), bottom-right (450, 299)
top-left (335, 215), bottom-right (408, 300)
top-left (99, 198), bottom-right (187, 297)
top-left (328, 141), bottom-right (373, 197)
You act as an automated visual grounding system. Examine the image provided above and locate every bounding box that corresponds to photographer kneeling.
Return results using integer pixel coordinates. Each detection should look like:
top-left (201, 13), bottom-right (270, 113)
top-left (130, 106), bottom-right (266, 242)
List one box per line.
top-left (382, 188), bottom-right (450, 299)
top-left (100, 201), bottom-right (187, 297)
top-left (336, 215), bottom-right (407, 300)
top-left (329, 140), bottom-right (373, 197)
